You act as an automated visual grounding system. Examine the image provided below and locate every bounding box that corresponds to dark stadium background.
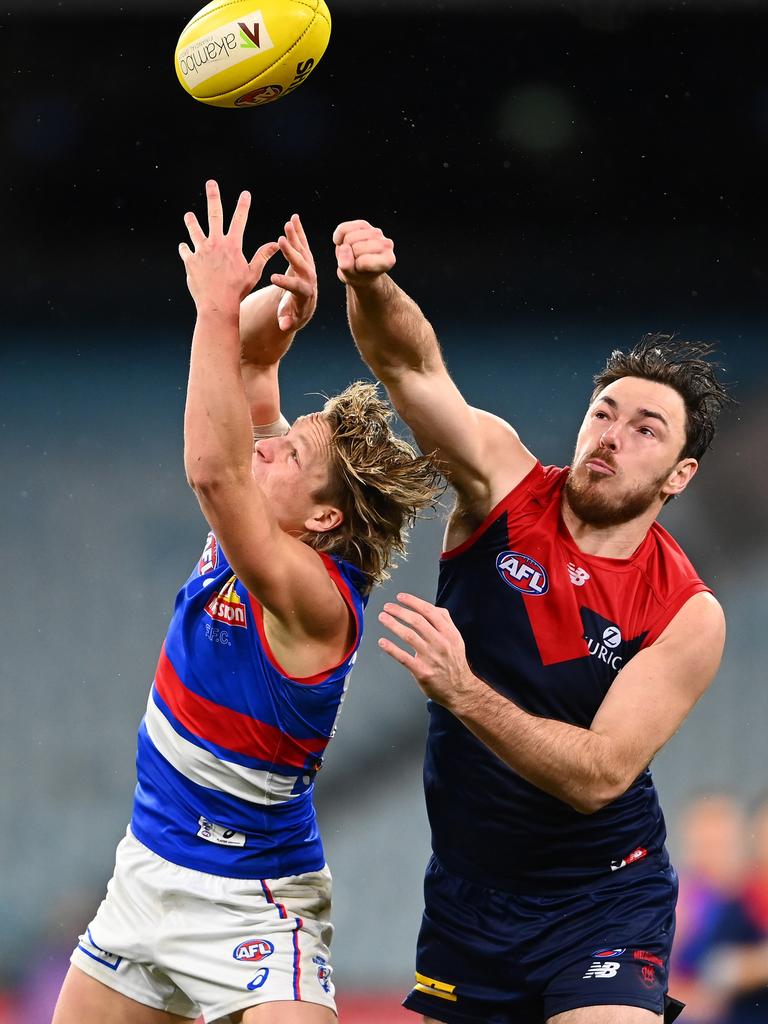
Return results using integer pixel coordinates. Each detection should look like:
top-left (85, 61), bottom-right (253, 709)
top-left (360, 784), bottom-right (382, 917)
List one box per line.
top-left (2, 2), bottom-right (767, 1021)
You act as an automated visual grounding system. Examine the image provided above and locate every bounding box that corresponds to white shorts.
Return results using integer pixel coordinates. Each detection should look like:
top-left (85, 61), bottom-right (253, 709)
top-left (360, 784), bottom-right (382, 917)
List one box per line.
top-left (70, 828), bottom-right (336, 1023)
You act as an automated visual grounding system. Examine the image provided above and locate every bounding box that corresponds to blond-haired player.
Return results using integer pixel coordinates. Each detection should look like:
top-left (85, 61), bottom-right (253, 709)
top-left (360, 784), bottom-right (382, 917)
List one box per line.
top-left (52, 183), bottom-right (440, 1024)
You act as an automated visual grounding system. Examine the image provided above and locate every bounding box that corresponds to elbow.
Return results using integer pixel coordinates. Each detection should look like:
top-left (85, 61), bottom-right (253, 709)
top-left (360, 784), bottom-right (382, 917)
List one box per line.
top-left (567, 775), bottom-right (631, 816)
top-left (185, 458), bottom-right (247, 496)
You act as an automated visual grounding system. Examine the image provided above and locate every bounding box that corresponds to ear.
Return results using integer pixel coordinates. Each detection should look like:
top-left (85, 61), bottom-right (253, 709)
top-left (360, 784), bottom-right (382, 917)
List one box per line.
top-left (304, 504), bottom-right (344, 535)
top-left (661, 457), bottom-right (698, 500)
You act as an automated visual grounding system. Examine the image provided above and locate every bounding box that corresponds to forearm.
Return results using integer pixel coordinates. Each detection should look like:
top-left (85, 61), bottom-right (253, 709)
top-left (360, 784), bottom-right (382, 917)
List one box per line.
top-left (184, 307), bottom-right (254, 485)
top-left (450, 677), bottom-right (625, 813)
top-left (347, 276), bottom-right (441, 381)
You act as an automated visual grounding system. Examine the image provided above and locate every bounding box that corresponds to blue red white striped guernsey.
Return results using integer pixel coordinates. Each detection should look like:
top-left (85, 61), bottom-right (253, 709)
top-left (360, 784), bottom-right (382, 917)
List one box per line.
top-left (426, 461), bottom-right (712, 894)
top-left (130, 532), bottom-right (367, 879)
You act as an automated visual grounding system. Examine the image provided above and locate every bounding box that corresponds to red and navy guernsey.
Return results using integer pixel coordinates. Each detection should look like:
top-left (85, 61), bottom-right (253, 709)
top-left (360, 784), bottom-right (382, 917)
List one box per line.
top-left (427, 461), bottom-right (711, 893)
top-left (131, 532), bottom-right (366, 879)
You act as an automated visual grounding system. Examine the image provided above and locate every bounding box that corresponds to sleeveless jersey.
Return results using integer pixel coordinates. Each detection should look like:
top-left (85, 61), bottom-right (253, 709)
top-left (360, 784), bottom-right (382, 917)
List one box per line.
top-left (428, 461), bottom-right (711, 893)
top-left (130, 532), bottom-right (367, 879)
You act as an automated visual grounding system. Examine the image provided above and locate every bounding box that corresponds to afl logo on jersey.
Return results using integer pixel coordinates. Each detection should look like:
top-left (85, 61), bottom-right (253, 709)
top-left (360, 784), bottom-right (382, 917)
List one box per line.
top-left (496, 551), bottom-right (549, 596)
top-left (198, 531), bottom-right (219, 575)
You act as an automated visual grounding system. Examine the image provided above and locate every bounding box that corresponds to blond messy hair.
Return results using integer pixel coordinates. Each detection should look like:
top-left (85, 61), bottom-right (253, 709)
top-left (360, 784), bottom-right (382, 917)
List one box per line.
top-left (307, 381), bottom-right (442, 594)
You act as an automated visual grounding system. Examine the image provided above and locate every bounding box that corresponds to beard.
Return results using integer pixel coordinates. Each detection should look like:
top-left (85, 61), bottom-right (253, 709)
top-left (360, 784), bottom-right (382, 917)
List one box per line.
top-left (564, 450), bottom-right (672, 528)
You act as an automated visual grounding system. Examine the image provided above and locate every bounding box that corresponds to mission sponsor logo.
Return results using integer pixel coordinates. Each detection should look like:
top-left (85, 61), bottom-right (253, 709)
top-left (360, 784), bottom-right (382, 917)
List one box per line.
top-left (233, 939), bottom-right (274, 962)
top-left (198, 531), bottom-right (219, 574)
top-left (205, 576), bottom-right (247, 628)
top-left (496, 551), bottom-right (549, 596)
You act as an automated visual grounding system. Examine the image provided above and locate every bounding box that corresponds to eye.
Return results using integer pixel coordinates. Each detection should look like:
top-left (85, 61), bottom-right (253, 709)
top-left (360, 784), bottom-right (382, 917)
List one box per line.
top-left (638, 427), bottom-right (655, 437)
top-left (290, 449), bottom-right (300, 463)
top-left (594, 410), bottom-right (609, 420)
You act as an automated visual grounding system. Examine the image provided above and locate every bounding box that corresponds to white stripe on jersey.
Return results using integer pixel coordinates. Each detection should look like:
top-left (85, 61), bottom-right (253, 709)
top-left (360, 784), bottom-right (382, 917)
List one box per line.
top-left (144, 694), bottom-right (303, 806)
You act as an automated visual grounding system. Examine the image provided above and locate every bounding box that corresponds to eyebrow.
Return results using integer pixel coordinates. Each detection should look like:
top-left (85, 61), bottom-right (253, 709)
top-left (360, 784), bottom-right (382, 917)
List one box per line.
top-left (596, 395), bottom-right (669, 430)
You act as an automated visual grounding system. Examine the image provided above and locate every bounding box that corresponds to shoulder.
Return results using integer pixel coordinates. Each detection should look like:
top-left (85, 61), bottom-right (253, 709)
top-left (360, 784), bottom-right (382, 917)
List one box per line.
top-left (655, 591), bottom-right (726, 665)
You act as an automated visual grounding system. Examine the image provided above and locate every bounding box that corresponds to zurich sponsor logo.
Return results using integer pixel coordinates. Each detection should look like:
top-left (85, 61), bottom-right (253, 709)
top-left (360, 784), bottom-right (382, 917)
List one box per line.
top-left (585, 623), bottom-right (624, 671)
top-left (496, 551), bottom-right (549, 596)
top-left (602, 625), bottom-right (622, 649)
top-left (233, 939), bottom-right (274, 962)
top-left (593, 948), bottom-right (626, 958)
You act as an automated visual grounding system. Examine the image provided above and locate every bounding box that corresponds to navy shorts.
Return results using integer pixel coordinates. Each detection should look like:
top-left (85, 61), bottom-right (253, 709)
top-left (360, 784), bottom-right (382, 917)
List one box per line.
top-left (402, 855), bottom-right (683, 1024)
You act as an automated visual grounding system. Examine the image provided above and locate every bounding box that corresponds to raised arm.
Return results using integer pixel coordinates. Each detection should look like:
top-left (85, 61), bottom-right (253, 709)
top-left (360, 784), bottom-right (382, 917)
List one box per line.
top-left (334, 220), bottom-right (536, 521)
top-left (179, 182), bottom-right (350, 662)
top-left (239, 213), bottom-right (318, 431)
top-left (378, 590), bottom-right (725, 814)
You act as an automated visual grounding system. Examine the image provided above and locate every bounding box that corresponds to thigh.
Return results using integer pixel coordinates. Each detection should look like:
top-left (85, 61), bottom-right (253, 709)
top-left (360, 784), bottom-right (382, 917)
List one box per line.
top-left (52, 966), bottom-right (192, 1024)
top-left (543, 867), bottom-right (678, 1021)
top-left (163, 865), bottom-right (337, 1023)
top-left (239, 1000), bottom-right (337, 1022)
top-left (401, 857), bottom-right (544, 1024)
top-left (548, 1009), bottom-right (661, 1023)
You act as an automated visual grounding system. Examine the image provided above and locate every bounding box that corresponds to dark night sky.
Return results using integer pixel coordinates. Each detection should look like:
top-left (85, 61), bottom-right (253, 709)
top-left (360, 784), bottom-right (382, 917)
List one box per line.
top-left (3, 6), bottom-right (766, 333)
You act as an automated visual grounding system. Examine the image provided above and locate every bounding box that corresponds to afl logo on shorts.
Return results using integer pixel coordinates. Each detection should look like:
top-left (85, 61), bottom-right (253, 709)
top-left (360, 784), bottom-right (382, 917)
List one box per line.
top-left (593, 948), bottom-right (626, 958)
top-left (233, 939), bottom-right (274, 962)
top-left (496, 551), bottom-right (549, 596)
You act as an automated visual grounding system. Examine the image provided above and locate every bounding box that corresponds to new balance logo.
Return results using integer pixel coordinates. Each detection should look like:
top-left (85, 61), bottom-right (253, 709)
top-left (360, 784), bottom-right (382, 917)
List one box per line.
top-left (568, 563), bottom-right (591, 586)
top-left (583, 961), bottom-right (621, 979)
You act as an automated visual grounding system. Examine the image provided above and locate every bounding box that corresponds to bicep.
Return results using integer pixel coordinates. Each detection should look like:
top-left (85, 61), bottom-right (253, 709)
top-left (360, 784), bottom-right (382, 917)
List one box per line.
top-left (386, 362), bottom-right (537, 505)
top-left (590, 592), bottom-right (725, 777)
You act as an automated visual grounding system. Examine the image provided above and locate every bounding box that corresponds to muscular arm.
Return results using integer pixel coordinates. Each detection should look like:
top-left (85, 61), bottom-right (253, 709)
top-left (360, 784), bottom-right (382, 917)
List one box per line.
top-left (334, 222), bottom-right (536, 518)
top-left (379, 591), bottom-right (725, 814)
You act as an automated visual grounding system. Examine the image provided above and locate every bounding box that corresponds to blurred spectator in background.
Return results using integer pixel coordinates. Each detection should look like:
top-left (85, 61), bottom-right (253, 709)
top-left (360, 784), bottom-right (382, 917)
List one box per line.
top-left (693, 795), bottom-right (768, 1023)
top-left (670, 792), bottom-right (768, 1022)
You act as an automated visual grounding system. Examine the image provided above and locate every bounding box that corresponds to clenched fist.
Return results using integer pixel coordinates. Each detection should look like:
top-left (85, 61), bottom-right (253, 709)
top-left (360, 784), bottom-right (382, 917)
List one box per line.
top-left (333, 220), bottom-right (395, 287)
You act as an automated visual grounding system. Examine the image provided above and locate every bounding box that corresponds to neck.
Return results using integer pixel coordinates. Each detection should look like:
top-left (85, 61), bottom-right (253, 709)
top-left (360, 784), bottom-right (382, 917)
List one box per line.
top-left (560, 495), bottom-right (661, 559)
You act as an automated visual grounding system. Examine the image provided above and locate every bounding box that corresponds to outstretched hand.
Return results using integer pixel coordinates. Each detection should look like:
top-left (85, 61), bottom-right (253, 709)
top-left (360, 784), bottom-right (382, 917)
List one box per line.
top-left (378, 593), bottom-right (477, 713)
top-left (333, 219), bottom-right (396, 287)
top-left (179, 179), bottom-right (279, 312)
top-left (270, 214), bottom-right (318, 333)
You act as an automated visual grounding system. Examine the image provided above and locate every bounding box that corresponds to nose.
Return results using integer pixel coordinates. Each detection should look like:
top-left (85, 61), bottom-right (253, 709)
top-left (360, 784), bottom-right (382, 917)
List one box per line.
top-left (255, 439), bottom-right (275, 463)
top-left (598, 423), bottom-right (619, 451)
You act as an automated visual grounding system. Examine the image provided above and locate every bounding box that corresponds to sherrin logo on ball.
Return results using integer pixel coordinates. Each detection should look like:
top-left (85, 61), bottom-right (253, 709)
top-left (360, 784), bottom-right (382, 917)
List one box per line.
top-left (174, 0), bottom-right (331, 108)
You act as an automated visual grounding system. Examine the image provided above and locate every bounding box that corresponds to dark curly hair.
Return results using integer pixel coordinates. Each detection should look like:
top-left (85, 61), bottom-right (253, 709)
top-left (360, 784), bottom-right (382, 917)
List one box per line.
top-left (591, 333), bottom-right (735, 462)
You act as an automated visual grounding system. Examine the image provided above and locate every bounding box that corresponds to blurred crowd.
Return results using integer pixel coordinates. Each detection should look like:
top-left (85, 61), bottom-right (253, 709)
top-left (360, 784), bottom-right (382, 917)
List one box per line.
top-left (1, 792), bottom-right (766, 1023)
top-left (670, 793), bottom-right (768, 1022)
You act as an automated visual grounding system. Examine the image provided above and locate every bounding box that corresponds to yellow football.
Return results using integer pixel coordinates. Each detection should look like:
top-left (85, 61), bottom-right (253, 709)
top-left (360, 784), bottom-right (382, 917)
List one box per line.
top-left (174, 0), bottom-right (331, 108)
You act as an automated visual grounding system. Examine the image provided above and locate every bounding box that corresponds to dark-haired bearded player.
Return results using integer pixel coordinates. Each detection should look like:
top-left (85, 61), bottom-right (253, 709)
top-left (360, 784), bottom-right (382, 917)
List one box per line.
top-left (333, 219), bottom-right (732, 1024)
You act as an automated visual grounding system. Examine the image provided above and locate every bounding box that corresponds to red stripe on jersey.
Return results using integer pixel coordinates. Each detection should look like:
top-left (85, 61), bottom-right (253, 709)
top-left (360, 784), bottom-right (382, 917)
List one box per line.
top-left (154, 645), bottom-right (327, 768)
top-left (248, 553), bottom-right (362, 686)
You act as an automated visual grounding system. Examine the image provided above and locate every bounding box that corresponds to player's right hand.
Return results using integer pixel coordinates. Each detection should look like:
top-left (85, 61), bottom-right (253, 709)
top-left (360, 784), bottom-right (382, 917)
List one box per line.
top-left (333, 220), bottom-right (396, 287)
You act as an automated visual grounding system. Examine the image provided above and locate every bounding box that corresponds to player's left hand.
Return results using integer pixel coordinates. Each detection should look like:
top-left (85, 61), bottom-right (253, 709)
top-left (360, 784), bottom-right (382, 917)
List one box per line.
top-left (378, 593), bottom-right (477, 711)
top-left (179, 180), bottom-right (279, 312)
top-left (270, 214), bottom-right (318, 333)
